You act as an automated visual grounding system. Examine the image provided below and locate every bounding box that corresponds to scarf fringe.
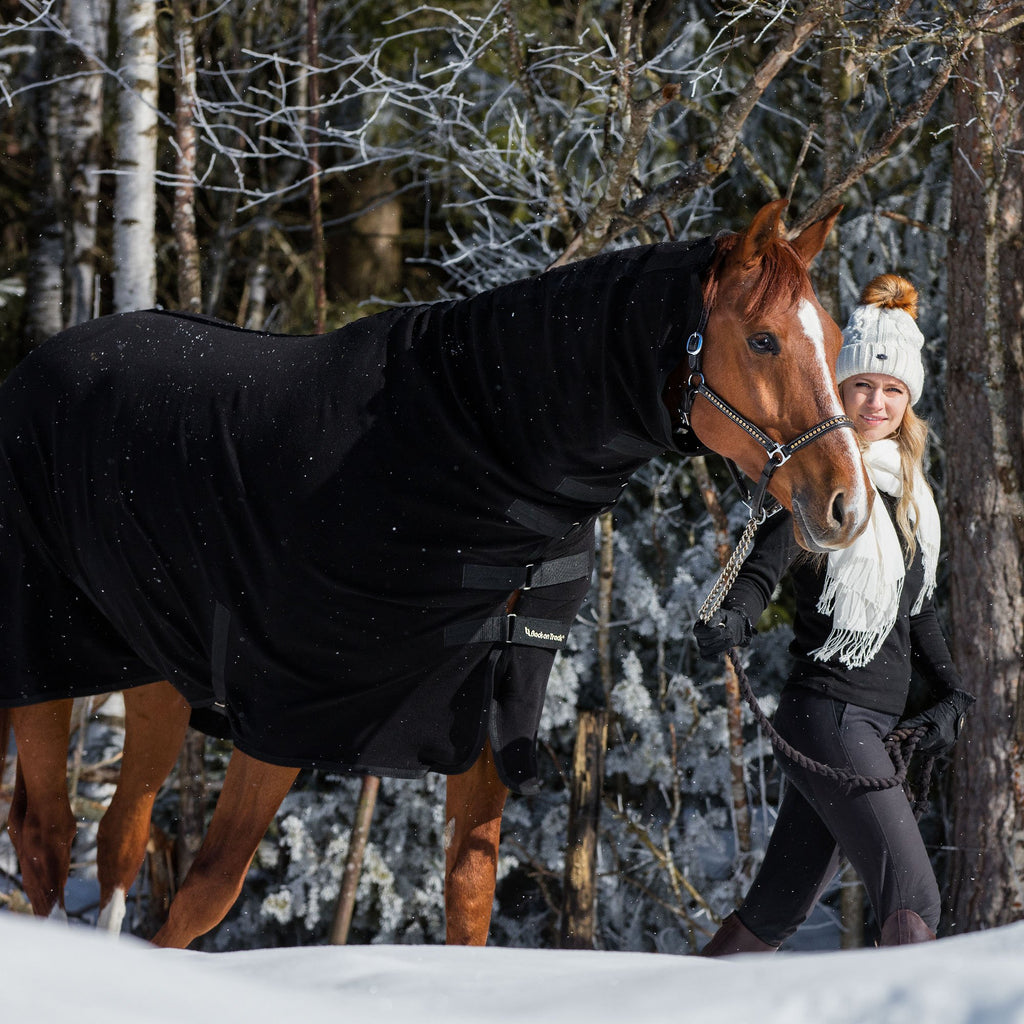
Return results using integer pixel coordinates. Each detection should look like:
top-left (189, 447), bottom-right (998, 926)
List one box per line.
top-left (810, 438), bottom-right (939, 671)
top-left (810, 628), bottom-right (887, 670)
top-left (811, 570), bottom-right (904, 669)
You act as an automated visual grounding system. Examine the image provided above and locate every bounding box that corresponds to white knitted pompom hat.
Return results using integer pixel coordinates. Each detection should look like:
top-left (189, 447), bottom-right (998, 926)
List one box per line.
top-left (835, 275), bottom-right (925, 405)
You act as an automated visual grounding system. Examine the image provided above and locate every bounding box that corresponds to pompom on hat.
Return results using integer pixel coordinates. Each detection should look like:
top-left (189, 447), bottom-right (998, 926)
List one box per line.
top-left (835, 274), bottom-right (925, 405)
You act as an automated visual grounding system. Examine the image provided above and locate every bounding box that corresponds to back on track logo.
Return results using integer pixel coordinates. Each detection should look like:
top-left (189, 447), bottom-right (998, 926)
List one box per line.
top-left (525, 625), bottom-right (566, 643)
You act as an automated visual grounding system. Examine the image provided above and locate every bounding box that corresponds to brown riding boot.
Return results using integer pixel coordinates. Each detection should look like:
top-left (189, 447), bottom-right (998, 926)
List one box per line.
top-left (700, 912), bottom-right (778, 957)
top-left (879, 909), bottom-right (936, 946)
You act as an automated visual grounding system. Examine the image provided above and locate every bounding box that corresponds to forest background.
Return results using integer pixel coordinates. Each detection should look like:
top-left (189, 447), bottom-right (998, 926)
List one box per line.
top-left (0, 0), bottom-right (1022, 954)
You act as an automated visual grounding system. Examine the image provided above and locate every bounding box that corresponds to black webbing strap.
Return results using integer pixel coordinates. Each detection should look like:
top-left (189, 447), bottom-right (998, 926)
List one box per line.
top-left (461, 550), bottom-right (591, 592)
top-left (211, 602), bottom-right (230, 710)
top-left (444, 613), bottom-right (573, 650)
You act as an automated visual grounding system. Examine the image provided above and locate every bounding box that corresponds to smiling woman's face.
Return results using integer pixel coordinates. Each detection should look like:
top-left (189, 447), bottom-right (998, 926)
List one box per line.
top-left (840, 373), bottom-right (910, 442)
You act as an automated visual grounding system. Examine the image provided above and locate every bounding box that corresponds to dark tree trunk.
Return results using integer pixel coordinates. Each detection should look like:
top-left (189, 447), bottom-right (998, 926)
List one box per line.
top-left (305, 0), bottom-right (326, 332)
top-left (692, 457), bottom-right (751, 857)
top-left (945, 32), bottom-right (1024, 933)
top-left (556, 512), bottom-right (614, 947)
top-left (559, 708), bottom-right (608, 949)
top-left (175, 728), bottom-right (207, 885)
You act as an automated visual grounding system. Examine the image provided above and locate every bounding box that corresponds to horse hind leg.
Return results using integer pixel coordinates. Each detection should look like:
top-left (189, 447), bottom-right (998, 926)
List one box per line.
top-left (96, 681), bottom-right (191, 934)
top-left (444, 739), bottom-right (508, 945)
top-left (7, 700), bottom-right (76, 921)
top-left (150, 748), bottom-right (299, 948)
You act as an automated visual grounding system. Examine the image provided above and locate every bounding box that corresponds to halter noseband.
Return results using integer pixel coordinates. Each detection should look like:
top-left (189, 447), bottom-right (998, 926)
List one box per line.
top-left (678, 313), bottom-right (855, 522)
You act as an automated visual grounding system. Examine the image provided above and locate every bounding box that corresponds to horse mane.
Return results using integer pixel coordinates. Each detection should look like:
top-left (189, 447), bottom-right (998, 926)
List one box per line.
top-left (702, 231), bottom-right (808, 320)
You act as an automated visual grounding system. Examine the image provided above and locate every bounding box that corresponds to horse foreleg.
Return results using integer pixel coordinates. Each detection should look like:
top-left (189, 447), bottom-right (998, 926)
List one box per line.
top-left (7, 700), bottom-right (76, 920)
top-left (96, 681), bottom-right (191, 933)
top-left (150, 749), bottom-right (298, 949)
top-left (444, 739), bottom-right (508, 945)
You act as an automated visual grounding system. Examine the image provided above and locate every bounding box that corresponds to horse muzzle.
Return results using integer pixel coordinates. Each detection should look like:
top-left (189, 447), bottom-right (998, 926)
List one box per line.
top-left (790, 481), bottom-right (873, 553)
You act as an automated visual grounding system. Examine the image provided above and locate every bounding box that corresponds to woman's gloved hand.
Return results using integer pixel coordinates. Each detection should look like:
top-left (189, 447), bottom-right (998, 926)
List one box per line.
top-left (900, 688), bottom-right (976, 756)
top-left (693, 609), bottom-right (755, 660)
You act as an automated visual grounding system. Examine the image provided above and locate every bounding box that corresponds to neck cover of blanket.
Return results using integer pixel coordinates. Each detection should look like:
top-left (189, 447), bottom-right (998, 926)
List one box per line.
top-left (0, 236), bottom-right (715, 792)
top-left (810, 438), bottom-right (939, 669)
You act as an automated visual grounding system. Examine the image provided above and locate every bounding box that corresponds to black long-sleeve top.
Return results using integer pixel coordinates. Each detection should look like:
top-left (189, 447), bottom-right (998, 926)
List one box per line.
top-left (722, 493), bottom-right (962, 715)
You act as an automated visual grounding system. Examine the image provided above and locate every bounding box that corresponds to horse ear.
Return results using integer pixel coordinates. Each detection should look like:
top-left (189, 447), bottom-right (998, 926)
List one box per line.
top-left (736, 199), bottom-right (790, 264)
top-left (789, 205), bottom-right (844, 267)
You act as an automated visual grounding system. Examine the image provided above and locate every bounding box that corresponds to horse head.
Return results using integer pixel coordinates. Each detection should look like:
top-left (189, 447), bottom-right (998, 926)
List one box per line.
top-left (674, 200), bottom-right (872, 553)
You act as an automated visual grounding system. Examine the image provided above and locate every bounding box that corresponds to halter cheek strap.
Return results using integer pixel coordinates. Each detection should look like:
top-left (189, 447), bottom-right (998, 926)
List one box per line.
top-left (678, 316), bottom-right (855, 521)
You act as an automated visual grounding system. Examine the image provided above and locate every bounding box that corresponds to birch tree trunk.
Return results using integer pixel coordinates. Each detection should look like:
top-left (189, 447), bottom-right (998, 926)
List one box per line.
top-left (172, 0), bottom-right (201, 311)
top-left (305, 0), bottom-right (327, 333)
top-left (25, 33), bottom-right (63, 345)
top-left (945, 31), bottom-right (1024, 933)
top-left (63, 0), bottom-right (111, 326)
top-left (113, 0), bottom-right (158, 313)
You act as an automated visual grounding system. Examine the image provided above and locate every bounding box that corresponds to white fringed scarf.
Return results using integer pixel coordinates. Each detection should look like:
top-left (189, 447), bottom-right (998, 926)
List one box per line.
top-left (810, 439), bottom-right (940, 669)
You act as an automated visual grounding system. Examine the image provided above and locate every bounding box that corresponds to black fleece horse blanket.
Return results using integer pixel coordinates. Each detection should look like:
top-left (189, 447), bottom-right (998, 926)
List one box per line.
top-left (0, 237), bottom-right (714, 792)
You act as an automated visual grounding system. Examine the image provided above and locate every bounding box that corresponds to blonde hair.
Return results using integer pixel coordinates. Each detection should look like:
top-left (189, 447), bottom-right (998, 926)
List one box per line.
top-left (895, 406), bottom-right (929, 561)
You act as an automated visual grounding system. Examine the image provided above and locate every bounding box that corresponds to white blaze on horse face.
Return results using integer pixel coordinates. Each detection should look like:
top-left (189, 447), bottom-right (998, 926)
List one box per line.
top-left (796, 298), bottom-right (869, 516)
top-left (796, 299), bottom-right (844, 419)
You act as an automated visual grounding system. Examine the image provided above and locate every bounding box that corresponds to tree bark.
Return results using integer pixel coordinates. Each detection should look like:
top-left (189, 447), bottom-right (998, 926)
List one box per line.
top-left (692, 457), bottom-right (751, 857)
top-left (330, 774), bottom-right (380, 945)
top-left (172, 0), bottom-right (202, 311)
top-left (558, 513), bottom-right (613, 946)
top-left (559, 708), bottom-right (608, 949)
top-left (63, 0), bottom-right (110, 326)
top-left (174, 727), bottom-right (207, 886)
top-left (339, 167), bottom-right (403, 298)
top-left (305, 0), bottom-right (327, 332)
top-left (24, 31), bottom-right (63, 346)
top-left (945, 31), bottom-right (1024, 933)
top-left (113, 0), bottom-right (158, 313)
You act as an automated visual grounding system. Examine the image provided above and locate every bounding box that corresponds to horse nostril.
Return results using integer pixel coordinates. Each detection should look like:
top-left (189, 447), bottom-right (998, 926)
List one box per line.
top-left (831, 491), bottom-right (846, 528)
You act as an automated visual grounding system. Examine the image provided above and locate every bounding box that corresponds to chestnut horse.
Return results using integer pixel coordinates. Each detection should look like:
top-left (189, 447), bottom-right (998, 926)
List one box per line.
top-left (0, 200), bottom-right (870, 948)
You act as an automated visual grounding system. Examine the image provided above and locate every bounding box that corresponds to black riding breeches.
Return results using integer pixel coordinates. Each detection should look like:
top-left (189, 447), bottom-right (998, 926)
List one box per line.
top-left (737, 686), bottom-right (941, 947)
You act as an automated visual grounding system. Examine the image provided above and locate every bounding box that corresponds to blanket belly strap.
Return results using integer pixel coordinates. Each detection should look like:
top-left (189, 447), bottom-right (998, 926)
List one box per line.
top-left (554, 476), bottom-right (624, 504)
top-left (506, 498), bottom-right (579, 538)
top-left (211, 602), bottom-right (230, 710)
top-left (461, 551), bottom-right (591, 592)
top-left (444, 613), bottom-right (573, 650)
top-left (607, 432), bottom-right (666, 458)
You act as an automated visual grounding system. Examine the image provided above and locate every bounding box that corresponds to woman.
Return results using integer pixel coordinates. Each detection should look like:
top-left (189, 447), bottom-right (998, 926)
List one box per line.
top-left (694, 274), bottom-right (974, 953)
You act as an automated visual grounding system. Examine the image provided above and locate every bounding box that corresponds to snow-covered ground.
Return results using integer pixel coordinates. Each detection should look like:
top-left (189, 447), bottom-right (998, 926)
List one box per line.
top-left (4, 911), bottom-right (1024, 1024)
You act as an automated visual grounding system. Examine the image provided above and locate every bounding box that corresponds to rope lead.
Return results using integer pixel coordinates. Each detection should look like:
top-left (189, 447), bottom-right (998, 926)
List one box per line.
top-left (699, 520), bottom-right (936, 813)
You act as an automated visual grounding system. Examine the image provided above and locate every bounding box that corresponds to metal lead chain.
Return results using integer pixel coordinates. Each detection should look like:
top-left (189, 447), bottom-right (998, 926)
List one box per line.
top-left (698, 515), bottom-right (761, 623)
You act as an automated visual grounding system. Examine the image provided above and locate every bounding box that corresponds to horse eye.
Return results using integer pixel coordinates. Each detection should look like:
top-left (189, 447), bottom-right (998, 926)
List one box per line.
top-left (747, 332), bottom-right (780, 355)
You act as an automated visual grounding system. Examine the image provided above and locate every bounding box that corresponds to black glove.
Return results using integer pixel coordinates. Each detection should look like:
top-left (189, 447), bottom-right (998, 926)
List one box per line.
top-left (900, 688), bottom-right (976, 756)
top-left (693, 609), bottom-right (755, 660)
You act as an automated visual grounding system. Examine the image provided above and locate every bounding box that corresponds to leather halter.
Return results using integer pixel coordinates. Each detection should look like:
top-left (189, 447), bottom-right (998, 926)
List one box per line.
top-left (678, 313), bottom-right (855, 521)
